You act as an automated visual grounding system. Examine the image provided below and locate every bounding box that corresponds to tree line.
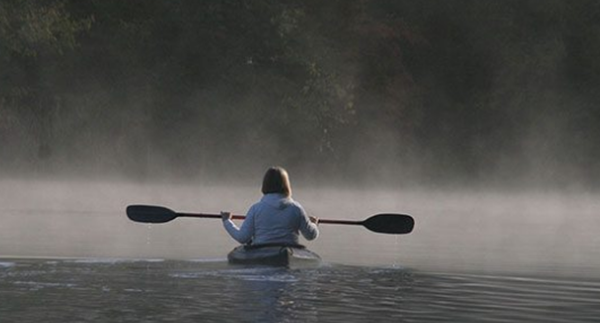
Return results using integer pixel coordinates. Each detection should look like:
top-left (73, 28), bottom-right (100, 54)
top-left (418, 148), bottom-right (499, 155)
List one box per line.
top-left (1, 0), bottom-right (599, 187)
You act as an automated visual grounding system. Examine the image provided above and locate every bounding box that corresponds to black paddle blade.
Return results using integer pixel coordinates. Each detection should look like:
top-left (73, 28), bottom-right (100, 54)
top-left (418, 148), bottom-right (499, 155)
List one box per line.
top-left (126, 205), bottom-right (177, 224)
top-left (363, 214), bottom-right (414, 234)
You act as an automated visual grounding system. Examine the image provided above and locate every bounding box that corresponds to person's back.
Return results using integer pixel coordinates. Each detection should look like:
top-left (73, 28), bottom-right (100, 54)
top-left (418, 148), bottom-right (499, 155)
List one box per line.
top-left (221, 167), bottom-right (319, 246)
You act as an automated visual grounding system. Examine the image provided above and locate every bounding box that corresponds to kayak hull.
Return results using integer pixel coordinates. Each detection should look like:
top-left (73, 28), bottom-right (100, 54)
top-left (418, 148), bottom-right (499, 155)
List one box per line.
top-left (227, 245), bottom-right (321, 267)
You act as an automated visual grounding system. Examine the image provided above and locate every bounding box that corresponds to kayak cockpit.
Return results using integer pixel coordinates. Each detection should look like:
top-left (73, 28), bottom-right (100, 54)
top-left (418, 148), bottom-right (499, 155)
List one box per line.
top-left (227, 244), bottom-right (321, 267)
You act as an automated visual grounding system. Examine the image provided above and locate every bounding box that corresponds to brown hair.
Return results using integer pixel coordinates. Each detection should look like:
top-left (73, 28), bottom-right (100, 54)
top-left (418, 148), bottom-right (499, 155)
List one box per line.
top-left (261, 166), bottom-right (292, 197)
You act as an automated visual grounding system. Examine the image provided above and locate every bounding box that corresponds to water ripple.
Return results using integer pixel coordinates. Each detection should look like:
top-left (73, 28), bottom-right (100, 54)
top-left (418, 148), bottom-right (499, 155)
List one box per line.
top-left (1, 259), bottom-right (599, 322)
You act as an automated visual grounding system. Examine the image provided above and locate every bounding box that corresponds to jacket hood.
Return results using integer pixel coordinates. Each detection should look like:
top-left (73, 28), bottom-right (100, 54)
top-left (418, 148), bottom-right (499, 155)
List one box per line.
top-left (261, 193), bottom-right (293, 210)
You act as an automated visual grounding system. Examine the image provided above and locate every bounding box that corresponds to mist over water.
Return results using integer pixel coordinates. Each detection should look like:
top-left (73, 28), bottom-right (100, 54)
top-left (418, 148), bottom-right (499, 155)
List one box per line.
top-left (1, 0), bottom-right (600, 282)
top-left (1, 178), bottom-right (598, 279)
top-left (4, 3), bottom-right (600, 321)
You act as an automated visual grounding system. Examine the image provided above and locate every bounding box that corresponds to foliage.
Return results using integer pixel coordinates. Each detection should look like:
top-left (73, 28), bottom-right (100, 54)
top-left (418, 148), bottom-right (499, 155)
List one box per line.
top-left (1, 0), bottom-right (600, 187)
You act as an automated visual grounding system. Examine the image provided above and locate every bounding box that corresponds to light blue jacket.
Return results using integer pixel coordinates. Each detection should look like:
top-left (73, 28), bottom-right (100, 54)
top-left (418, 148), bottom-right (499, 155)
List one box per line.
top-left (223, 193), bottom-right (319, 245)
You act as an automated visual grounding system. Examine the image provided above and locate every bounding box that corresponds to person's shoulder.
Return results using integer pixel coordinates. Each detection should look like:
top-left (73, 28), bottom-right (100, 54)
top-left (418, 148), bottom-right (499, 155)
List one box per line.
top-left (287, 198), bottom-right (306, 213)
top-left (247, 200), bottom-right (263, 213)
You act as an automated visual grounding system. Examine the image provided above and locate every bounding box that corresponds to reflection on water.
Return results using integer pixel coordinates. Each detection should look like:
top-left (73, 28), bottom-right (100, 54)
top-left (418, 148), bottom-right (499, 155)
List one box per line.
top-left (1, 259), bottom-right (599, 322)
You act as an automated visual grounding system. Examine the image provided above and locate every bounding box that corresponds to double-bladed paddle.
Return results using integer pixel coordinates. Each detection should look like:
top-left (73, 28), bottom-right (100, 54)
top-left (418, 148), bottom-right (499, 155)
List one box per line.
top-left (126, 204), bottom-right (414, 234)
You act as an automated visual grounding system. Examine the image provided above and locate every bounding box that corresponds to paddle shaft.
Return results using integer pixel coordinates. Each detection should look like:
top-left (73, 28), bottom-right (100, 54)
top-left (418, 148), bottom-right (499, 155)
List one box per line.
top-left (177, 212), bottom-right (361, 225)
top-left (179, 212), bottom-right (246, 221)
top-left (126, 205), bottom-right (414, 234)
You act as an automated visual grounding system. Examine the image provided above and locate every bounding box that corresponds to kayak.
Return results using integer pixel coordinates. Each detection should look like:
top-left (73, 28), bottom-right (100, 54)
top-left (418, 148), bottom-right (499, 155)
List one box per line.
top-left (227, 244), bottom-right (321, 267)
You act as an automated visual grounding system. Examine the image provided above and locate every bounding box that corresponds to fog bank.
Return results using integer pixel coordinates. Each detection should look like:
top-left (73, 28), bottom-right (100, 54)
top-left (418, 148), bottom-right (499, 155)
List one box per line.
top-left (1, 179), bottom-right (599, 279)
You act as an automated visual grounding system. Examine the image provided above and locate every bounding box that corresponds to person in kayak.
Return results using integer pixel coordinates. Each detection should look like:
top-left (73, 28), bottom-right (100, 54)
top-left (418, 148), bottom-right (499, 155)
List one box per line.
top-left (221, 166), bottom-right (319, 246)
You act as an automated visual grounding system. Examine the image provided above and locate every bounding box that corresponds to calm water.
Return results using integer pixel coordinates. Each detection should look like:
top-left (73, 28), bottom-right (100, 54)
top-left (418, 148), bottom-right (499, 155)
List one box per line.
top-left (1, 258), bottom-right (599, 322)
top-left (1, 179), bottom-right (600, 321)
